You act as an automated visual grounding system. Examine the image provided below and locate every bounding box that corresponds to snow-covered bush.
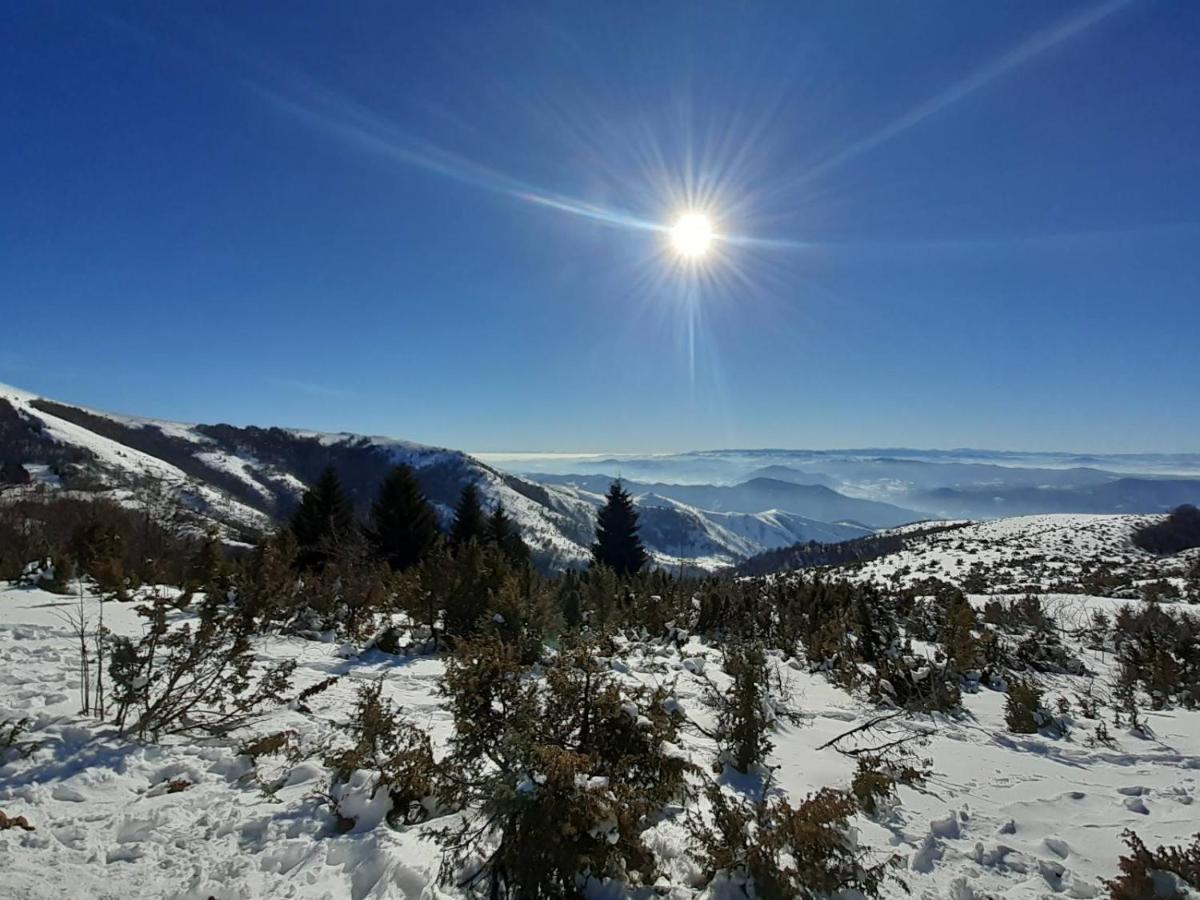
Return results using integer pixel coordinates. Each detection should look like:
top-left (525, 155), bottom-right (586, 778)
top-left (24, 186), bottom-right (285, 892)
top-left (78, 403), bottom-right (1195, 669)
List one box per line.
top-left (850, 750), bottom-right (930, 818)
top-left (1106, 829), bottom-right (1200, 899)
top-left (0, 717), bottom-right (40, 762)
top-left (1003, 677), bottom-right (1064, 735)
top-left (108, 595), bottom-right (295, 740)
top-left (705, 640), bottom-right (799, 773)
top-left (325, 681), bottom-right (446, 830)
top-left (430, 634), bottom-right (694, 899)
top-left (1112, 603), bottom-right (1200, 709)
top-left (690, 783), bottom-right (904, 899)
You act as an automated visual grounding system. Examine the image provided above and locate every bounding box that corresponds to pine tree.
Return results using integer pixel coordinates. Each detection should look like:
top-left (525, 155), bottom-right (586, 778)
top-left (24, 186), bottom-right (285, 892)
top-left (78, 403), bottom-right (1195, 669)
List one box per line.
top-left (487, 502), bottom-right (531, 565)
top-left (592, 480), bottom-right (648, 577)
top-left (0, 460), bottom-right (31, 485)
top-left (368, 464), bottom-right (441, 571)
top-left (189, 526), bottom-right (226, 593)
top-left (290, 466), bottom-right (356, 571)
top-left (449, 484), bottom-right (488, 547)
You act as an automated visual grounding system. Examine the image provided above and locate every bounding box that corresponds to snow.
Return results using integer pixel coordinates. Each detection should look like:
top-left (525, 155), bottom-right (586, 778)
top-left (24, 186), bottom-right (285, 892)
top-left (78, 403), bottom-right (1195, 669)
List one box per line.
top-left (4, 568), bottom-right (1200, 899)
top-left (0, 384), bottom-right (272, 534)
top-left (841, 513), bottom-right (1197, 595)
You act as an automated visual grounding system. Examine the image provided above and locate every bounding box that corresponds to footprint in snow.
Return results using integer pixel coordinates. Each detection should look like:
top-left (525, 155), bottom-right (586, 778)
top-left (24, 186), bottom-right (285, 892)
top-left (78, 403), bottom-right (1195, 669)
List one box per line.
top-left (51, 824), bottom-right (87, 850)
top-left (1123, 796), bottom-right (1150, 815)
top-left (50, 784), bottom-right (87, 803)
top-left (1043, 836), bottom-right (1069, 858)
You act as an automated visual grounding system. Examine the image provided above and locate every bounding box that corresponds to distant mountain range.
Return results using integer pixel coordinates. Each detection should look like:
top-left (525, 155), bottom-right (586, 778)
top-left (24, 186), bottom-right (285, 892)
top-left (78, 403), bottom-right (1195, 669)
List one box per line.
top-left (0, 384), bottom-right (908, 571)
top-left (528, 473), bottom-right (920, 528)
top-left (492, 449), bottom-right (1200, 521)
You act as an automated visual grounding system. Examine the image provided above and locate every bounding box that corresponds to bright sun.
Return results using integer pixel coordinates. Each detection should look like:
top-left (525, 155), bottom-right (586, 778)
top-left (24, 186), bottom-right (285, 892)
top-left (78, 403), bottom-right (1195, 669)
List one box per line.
top-left (670, 212), bottom-right (714, 259)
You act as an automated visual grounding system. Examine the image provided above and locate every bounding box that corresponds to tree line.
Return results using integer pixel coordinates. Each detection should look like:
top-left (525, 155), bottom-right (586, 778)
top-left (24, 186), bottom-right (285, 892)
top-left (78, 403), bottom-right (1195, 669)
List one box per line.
top-left (288, 462), bottom-right (649, 578)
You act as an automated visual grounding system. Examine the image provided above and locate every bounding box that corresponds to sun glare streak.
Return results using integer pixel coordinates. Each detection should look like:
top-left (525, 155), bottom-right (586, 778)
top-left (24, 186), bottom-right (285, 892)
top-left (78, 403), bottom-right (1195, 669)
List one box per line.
top-left (102, 13), bottom-right (810, 264)
top-left (798, 0), bottom-right (1131, 183)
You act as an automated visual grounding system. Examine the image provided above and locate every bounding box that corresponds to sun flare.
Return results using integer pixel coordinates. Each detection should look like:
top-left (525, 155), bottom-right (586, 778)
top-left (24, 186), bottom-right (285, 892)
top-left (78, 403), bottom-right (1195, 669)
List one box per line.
top-left (669, 212), bottom-right (714, 259)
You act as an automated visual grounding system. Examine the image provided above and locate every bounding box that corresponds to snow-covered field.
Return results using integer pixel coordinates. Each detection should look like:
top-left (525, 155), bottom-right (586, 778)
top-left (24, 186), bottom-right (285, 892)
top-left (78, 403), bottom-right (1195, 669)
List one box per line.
top-left (3, 576), bottom-right (1199, 899)
top-left (844, 514), bottom-right (1199, 596)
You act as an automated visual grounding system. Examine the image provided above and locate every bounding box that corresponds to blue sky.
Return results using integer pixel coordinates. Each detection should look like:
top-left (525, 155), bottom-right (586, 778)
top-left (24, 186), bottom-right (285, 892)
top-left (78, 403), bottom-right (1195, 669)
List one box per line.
top-left (2, 0), bottom-right (1198, 453)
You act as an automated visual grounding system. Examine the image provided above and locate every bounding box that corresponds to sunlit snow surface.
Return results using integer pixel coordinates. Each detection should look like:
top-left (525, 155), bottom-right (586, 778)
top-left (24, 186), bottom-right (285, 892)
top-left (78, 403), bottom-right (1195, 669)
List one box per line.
top-left (2, 516), bottom-right (1199, 898)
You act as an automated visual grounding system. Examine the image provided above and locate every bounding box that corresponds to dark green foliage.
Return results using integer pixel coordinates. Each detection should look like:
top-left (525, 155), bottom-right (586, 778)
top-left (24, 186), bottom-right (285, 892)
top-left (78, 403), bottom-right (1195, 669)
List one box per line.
top-left (291, 466), bottom-right (357, 571)
top-left (710, 641), bottom-right (793, 773)
top-left (849, 749), bottom-right (931, 817)
top-left (555, 570), bottom-right (585, 629)
top-left (367, 464), bottom-right (440, 572)
top-left (981, 595), bottom-right (1087, 676)
top-left (233, 529), bottom-right (300, 629)
top-left (1133, 505), bottom-right (1200, 555)
top-left (938, 588), bottom-right (982, 675)
top-left (288, 556), bottom-right (397, 638)
top-left (1106, 830), bottom-right (1200, 899)
top-left (422, 542), bottom-right (501, 642)
top-left (961, 563), bottom-right (989, 594)
top-left (70, 510), bottom-right (128, 598)
top-left (1142, 578), bottom-right (1182, 603)
top-left (487, 502), bottom-right (531, 565)
top-left (483, 568), bottom-right (559, 664)
top-left (189, 526), bottom-right (227, 593)
top-left (1113, 604), bottom-right (1200, 709)
top-left (592, 481), bottom-right (648, 578)
top-left (449, 484), bottom-right (488, 547)
top-left (1, 496), bottom-right (199, 589)
top-left (690, 783), bottom-right (903, 899)
top-left (431, 635), bottom-right (693, 899)
top-left (1004, 678), bottom-right (1047, 734)
top-left (0, 459), bottom-right (31, 485)
top-left (326, 681), bottom-right (445, 829)
top-left (406, 538), bottom-right (549, 648)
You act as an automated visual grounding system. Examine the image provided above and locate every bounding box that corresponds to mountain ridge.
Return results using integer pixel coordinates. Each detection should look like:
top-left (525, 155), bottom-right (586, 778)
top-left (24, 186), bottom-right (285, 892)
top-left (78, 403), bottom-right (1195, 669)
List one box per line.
top-left (0, 383), bottom-right (900, 571)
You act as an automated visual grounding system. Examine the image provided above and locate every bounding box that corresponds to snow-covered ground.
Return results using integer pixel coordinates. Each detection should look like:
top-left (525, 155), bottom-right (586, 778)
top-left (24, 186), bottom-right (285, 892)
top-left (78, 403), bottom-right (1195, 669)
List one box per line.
top-left (841, 513), bottom-right (1199, 596)
top-left (4, 578), bottom-right (1200, 899)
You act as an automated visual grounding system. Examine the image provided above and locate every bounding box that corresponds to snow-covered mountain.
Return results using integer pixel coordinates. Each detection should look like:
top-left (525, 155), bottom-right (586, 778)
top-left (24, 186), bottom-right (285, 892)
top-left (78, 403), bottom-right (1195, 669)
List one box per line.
top-left (0, 382), bottom-right (604, 568)
top-left (816, 512), bottom-right (1199, 599)
top-left (0, 384), bottom-right (893, 570)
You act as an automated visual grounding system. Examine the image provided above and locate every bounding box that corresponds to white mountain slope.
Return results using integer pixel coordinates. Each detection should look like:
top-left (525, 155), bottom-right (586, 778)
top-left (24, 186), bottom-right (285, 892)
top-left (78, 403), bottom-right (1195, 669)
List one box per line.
top-left (0, 382), bottom-right (597, 567)
top-left (0, 383), bottom-right (878, 570)
top-left (832, 513), bottom-right (1199, 597)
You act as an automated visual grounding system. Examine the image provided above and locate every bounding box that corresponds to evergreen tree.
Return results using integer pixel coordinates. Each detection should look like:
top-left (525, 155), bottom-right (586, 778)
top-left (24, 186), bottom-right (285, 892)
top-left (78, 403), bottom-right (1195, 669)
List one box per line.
top-left (368, 464), bottom-right (440, 571)
top-left (290, 466), bottom-right (356, 571)
top-left (449, 483), bottom-right (488, 547)
top-left (0, 460), bottom-right (31, 486)
top-left (189, 526), bottom-right (226, 593)
top-left (592, 480), bottom-right (648, 577)
top-left (488, 502), bottom-right (531, 565)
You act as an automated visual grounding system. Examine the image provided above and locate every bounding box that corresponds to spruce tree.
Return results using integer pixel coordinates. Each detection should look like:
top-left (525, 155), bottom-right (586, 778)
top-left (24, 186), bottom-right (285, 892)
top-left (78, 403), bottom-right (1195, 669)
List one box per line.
top-left (488, 502), bottom-right (531, 565)
top-left (449, 483), bottom-right (488, 547)
top-left (290, 465), bottom-right (356, 571)
top-left (0, 460), bottom-right (31, 485)
top-left (592, 480), bottom-right (647, 577)
top-left (368, 464), bottom-right (440, 571)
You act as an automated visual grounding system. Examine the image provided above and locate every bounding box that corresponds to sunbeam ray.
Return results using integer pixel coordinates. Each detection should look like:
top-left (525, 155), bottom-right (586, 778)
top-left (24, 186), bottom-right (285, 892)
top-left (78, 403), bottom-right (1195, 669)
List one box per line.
top-left (798, 0), bottom-right (1133, 183)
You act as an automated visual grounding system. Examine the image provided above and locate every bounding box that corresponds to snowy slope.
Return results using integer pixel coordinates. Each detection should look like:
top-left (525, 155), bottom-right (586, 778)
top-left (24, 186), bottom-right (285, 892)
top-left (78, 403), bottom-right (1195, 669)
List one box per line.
top-left (832, 513), bottom-right (1200, 596)
top-left (0, 382), bottom-right (598, 568)
top-left (4, 581), bottom-right (1200, 898)
top-left (0, 383), bottom-right (881, 571)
